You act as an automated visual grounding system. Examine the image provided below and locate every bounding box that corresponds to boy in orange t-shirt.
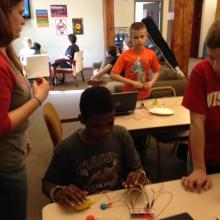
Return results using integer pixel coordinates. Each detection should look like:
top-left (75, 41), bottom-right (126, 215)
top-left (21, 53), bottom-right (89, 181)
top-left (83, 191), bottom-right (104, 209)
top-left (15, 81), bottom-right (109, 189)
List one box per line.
top-left (111, 22), bottom-right (160, 100)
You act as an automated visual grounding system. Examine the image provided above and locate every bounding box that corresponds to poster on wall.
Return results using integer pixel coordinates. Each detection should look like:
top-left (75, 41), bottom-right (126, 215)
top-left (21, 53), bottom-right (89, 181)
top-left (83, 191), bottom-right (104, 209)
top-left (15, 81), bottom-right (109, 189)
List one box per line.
top-left (72, 18), bottom-right (84, 35)
top-left (50, 5), bottom-right (67, 17)
top-left (36, 9), bottom-right (49, 27)
top-left (55, 19), bottom-right (67, 35)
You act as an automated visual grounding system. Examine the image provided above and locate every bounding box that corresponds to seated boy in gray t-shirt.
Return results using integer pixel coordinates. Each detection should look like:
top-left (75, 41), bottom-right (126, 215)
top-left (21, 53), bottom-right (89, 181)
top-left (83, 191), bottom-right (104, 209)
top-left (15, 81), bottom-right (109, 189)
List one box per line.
top-left (42, 86), bottom-right (146, 207)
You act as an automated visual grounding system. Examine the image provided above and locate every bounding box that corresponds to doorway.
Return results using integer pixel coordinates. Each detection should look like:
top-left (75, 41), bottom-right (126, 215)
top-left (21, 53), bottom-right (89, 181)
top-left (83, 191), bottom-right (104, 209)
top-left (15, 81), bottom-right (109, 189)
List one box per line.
top-left (190, 0), bottom-right (203, 57)
top-left (135, 0), bottom-right (163, 31)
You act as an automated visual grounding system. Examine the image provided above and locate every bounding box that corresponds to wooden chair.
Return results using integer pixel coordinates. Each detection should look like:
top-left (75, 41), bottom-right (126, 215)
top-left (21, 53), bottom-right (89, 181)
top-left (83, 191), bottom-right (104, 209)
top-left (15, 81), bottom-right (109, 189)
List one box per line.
top-left (150, 86), bottom-right (176, 98)
top-left (148, 86), bottom-right (189, 180)
top-left (42, 102), bottom-right (79, 149)
top-left (52, 51), bottom-right (85, 87)
top-left (74, 51), bottom-right (85, 82)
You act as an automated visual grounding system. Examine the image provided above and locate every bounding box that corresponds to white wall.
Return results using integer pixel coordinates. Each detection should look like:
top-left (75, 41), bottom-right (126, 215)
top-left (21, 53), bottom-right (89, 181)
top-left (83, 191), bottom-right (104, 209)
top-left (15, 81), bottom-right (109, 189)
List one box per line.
top-left (162, 0), bottom-right (169, 40)
top-left (114, 0), bottom-right (134, 28)
top-left (114, 0), bottom-right (168, 40)
top-left (199, 0), bottom-right (217, 57)
top-left (13, 0), bottom-right (104, 67)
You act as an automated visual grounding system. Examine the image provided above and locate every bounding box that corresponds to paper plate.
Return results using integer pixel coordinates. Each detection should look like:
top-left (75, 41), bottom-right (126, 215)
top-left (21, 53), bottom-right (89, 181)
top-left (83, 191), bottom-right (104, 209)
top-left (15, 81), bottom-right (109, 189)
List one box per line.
top-left (148, 107), bottom-right (175, 116)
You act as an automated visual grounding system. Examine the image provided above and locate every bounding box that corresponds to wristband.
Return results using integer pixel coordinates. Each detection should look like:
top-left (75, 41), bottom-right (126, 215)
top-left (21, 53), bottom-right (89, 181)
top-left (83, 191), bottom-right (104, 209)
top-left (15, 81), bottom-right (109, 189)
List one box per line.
top-left (32, 96), bottom-right (42, 106)
top-left (49, 185), bottom-right (66, 202)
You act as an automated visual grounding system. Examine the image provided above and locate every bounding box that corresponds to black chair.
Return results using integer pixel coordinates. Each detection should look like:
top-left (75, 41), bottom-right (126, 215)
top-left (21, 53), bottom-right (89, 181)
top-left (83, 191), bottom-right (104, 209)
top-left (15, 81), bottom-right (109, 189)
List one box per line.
top-left (148, 86), bottom-right (189, 181)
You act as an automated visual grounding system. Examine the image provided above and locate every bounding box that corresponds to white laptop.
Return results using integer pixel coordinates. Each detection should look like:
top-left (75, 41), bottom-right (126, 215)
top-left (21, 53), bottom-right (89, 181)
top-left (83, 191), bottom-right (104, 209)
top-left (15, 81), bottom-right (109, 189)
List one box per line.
top-left (23, 54), bottom-right (50, 79)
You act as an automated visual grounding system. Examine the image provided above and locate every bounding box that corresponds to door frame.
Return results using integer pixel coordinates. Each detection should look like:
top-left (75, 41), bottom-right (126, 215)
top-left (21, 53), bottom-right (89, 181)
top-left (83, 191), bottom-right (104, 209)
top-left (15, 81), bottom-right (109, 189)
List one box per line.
top-left (134, 0), bottom-right (163, 31)
top-left (190, 0), bottom-right (203, 57)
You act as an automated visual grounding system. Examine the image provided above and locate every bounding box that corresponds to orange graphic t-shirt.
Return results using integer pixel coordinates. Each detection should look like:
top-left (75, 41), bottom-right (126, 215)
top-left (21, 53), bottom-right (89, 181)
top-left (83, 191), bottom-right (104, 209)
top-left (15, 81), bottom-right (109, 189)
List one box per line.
top-left (112, 48), bottom-right (160, 100)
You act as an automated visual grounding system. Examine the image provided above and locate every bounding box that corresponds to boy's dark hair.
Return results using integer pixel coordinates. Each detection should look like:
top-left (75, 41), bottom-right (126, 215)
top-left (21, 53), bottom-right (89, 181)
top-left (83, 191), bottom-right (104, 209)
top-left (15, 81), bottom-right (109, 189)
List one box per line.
top-left (206, 19), bottom-right (220, 49)
top-left (107, 46), bottom-right (117, 57)
top-left (68, 34), bottom-right (77, 44)
top-left (129, 22), bottom-right (147, 36)
top-left (33, 42), bottom-right (41, 50)
top-left (80, 86), bottom-right (115, 118)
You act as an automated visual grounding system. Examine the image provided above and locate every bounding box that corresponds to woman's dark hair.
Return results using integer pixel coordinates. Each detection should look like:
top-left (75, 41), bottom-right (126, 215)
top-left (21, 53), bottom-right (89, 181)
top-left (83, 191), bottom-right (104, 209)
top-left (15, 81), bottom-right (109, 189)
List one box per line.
top-left (0, 0), bottom-right (23, 73)
top-left (107, 46), bottom-right (117, 57)
top-left (68, 34), bottom-right (77, 44)
top-left (0, 0), bottom-right (22, 47)
top-left (80, 86), bottom-right (115, 118)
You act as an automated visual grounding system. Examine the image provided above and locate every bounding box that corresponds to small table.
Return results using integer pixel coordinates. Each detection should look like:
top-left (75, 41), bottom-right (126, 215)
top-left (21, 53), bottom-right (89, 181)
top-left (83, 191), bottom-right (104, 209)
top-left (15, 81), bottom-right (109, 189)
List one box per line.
top-left (115, 96), bottom-right (190, 134)
top-left (42, 173), bottom-right (220, 220)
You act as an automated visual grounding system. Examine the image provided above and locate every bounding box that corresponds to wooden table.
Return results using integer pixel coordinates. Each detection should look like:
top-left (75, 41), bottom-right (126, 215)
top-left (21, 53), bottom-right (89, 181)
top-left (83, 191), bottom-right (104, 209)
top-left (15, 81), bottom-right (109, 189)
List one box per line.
top-left (42, 173), bottom-right (220, 220)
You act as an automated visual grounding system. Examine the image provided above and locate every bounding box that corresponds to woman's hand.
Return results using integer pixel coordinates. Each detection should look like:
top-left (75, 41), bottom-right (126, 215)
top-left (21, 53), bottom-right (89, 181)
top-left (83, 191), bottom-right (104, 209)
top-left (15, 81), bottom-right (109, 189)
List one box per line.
top-left (181, 169), bottom-right (212, 193)
top-left (33, 78), bottom-right (49, 103)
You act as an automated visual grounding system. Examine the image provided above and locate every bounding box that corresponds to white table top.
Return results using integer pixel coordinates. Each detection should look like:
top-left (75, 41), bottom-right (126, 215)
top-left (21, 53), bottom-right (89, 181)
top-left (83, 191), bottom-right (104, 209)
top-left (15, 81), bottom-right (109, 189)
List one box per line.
top-left (42, 173), bottom-right (220, 220)
top-left (115, 96), bottom-right (190, 132)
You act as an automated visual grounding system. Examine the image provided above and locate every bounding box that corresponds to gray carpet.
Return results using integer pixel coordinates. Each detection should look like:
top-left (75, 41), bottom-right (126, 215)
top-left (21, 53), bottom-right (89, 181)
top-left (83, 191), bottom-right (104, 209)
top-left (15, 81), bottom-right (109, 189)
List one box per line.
top-left (27, 74), bottom-right (187, 220)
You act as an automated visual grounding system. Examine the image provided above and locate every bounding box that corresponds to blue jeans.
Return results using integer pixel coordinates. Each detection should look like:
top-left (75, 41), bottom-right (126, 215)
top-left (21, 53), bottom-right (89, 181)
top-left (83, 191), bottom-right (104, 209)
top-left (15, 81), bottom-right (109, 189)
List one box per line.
top-left (0, 164), bottom-right (27, 220)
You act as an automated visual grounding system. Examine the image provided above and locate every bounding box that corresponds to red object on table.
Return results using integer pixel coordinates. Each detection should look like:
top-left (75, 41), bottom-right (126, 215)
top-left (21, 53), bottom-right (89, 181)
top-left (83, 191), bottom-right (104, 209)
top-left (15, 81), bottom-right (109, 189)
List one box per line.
top-left (86, 214), bottom-right (95, 220)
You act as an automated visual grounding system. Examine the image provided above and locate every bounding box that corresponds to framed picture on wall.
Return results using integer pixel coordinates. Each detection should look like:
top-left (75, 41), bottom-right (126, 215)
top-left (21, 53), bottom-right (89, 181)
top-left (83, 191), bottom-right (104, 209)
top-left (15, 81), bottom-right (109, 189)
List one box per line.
top-left (50, 5), bottom-right (67, 17)
top-left (72, 18), bottom-right (84, 35)
top-left (55, 19), bottom-right (67, 35)
top-left (36, 9), bottom-right (49, 27)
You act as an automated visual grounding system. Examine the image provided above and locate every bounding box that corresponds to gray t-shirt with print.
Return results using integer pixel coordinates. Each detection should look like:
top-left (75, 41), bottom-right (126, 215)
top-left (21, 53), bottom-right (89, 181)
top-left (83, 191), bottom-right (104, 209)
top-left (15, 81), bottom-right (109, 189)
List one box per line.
top-left (43, 125), bottom-right (142, 194)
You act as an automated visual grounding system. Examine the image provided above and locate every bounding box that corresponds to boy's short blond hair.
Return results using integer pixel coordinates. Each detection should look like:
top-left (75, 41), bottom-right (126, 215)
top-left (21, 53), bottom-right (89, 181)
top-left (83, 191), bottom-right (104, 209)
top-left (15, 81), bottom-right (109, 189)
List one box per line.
top-left (129, 22), bottom-right (147, 36)
top-left (206, 19), bottom-right (220, 49)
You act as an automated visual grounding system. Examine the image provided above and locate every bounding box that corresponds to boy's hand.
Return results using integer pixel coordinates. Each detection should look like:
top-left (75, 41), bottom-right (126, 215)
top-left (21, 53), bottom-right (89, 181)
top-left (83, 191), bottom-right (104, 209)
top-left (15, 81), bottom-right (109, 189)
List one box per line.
top-left (123, 169), bottom-right (146, 188)
top-left (91, 69), bottom-right (99, 79)
top-left (132, 81), bottom-right (145, 89)
top-left (144, 80), bottom-right (154, 89)
top-left (54, 184), bottom-right (88, 207)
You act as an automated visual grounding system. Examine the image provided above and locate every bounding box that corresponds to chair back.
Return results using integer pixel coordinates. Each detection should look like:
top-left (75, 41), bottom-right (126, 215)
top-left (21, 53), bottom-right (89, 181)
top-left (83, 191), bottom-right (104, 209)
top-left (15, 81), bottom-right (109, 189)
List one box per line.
top-left (74, 51), bottom-right (83, 74)
top-left (42, 102), bottom-right (63, 147)
top-left (151, 86), bottom-right (176, 98)
top-left (93, 61), bottom-right (102, 70)
top-left (23, 54), bottom-right (50, 79)
top-left (52, 51), bottom-right (84, 86)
